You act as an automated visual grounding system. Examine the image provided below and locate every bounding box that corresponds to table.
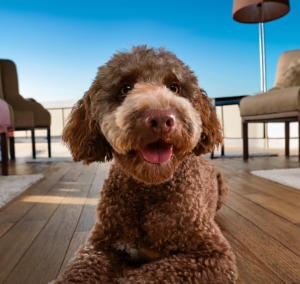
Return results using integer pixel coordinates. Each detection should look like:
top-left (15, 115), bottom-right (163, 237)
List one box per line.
top-left (211, 95), bottom-right (248, 158)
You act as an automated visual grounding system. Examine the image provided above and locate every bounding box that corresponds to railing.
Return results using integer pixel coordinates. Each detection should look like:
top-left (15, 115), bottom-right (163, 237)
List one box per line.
top-left (15, 104), bottom-right (299, 149)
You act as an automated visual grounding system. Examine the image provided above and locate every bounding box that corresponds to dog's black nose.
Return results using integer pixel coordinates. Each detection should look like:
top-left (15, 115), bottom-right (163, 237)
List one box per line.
top-left (144, 110), bottom-right (176, 133)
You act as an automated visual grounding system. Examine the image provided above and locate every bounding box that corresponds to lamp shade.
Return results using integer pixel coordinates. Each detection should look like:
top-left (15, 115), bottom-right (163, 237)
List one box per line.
top-left (233, 0), bottom-right (290, 23)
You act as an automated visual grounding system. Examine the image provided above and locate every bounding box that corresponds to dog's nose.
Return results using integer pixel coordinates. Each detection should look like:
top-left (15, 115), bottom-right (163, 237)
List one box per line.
top-left (144, 110), bottom-right (176, 133)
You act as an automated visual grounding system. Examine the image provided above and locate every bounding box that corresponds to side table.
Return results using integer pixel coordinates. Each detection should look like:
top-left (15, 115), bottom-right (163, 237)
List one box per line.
top-left (211, 95), bottom-right (248, 158)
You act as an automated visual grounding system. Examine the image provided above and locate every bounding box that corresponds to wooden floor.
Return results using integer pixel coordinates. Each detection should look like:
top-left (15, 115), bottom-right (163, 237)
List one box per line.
top-left (0, 156), bottom-right (300, 284)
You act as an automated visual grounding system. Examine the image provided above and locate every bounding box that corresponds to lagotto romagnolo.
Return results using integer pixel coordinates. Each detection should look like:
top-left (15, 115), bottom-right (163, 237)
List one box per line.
top-left (54, 46), bottom-right (238, 283)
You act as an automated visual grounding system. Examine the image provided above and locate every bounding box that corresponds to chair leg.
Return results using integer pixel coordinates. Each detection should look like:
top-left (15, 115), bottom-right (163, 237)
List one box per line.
top-left (9, 136), bottom-right (15, 160)
top-left (242, 121), bottom-right (249, 160)
top-left (1, 132), bottom-right (9, 175)
top-left (31, 128), bottom-right (36, 159)
top-left (221, 143), bottom-right (225, 156)
top-left (285, 122), bottom-right (290, 157)
top-left (47, 127), bottom-right (51, 158)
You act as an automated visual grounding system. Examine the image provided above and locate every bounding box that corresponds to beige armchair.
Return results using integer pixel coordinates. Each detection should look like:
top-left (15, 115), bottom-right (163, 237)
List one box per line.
top-left (240, 49), bottom-right (300, 162)
top-left (0, 59), bottom-right (51, 159)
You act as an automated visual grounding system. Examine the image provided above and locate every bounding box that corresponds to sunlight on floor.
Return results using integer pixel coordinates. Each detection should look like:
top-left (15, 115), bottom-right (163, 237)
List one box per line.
top-left (21, 195), bottom-right (98, 205)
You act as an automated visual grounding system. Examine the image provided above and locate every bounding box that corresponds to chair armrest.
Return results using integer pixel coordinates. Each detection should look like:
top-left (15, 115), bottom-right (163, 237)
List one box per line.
top-left (5, 94), bottom-right (51, 127)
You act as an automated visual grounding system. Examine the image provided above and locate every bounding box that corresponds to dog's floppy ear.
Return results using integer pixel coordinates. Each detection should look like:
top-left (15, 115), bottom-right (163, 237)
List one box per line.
top-left (193, 89), bottom-right (223, 155)
top-left (62, 90), bottom-right (113, 165)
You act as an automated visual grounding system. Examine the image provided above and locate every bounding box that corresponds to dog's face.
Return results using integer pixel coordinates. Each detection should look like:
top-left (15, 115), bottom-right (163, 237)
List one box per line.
top-left (63, 46), bottom-right (222, 184)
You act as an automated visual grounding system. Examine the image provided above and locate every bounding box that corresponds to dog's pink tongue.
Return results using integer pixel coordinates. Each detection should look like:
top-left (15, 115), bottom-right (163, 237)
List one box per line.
top-left (142, 141), bottom-right (173, 164)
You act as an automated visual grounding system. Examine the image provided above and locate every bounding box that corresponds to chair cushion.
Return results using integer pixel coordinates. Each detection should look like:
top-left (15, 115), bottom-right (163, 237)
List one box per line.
top-left (276, 60), bottom-right (300, 88)
top-left (240, 86), bottom-right (300, 116)
top-left (14, 110), bottom-right (34, 128)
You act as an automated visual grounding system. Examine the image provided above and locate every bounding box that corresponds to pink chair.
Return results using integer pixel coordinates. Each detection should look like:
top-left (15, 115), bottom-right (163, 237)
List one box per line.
top-left (0, 99), bottom-right (12, 175)
top-left (0, 59), bottom-right (51, 159)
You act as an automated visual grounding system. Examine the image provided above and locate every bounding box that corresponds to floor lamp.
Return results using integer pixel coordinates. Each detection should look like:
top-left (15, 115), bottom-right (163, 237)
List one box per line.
top-left (232, 0), bottom-right (290, 92)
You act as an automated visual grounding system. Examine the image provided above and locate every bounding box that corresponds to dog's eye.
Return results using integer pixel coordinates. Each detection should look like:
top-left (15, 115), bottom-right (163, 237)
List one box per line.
top-left (118, 84), bottom-right (132, 97)
top-left (169, 84), bottom-right (181, 95)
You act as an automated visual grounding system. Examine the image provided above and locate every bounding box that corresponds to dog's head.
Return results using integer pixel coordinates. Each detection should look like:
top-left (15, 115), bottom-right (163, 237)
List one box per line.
top-left (63, 46), bottom-right (222, 184)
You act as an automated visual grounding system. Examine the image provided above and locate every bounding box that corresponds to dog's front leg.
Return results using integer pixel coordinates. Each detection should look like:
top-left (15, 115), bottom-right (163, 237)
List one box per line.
top-left (117, 226), bottom-right (238, 284)
top-left (54, 244), bottom-right (123, 284)
top-left (118, 250), bottom-right (237, 284)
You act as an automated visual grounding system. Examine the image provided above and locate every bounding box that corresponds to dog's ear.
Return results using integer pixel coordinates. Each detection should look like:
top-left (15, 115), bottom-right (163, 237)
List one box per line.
top-left (62, 91), bottom-right (113, 165)
top-left (193, 89), bottom-right (223, 155)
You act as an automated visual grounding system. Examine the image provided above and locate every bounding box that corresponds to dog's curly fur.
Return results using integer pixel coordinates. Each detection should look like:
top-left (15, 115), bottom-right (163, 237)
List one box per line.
top-left (55, 46), bottom-right (238, 283)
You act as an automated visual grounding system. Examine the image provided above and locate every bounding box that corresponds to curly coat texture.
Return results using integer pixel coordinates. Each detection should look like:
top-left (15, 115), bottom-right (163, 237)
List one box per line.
top-left (56, 46), bottom-right (238, 283)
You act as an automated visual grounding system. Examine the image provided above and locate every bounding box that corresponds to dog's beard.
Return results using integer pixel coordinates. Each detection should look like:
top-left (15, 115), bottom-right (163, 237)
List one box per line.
top-left (112, 132), bottom-right (195, 184)
top-left (113, 150), bottom-right (181, 185)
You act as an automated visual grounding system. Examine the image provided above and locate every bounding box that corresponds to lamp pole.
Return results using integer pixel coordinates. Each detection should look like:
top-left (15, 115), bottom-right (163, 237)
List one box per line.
top-left (232, 0), bottom-right (290, 93)
top-left (259, 22), bottom-right (267, 93)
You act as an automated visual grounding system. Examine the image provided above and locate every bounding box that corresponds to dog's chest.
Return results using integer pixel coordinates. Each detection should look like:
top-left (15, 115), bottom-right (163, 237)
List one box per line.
top-left (117, 184), bottom-right (204, 246)
top-left (105, 159), bottom-right (218, 248)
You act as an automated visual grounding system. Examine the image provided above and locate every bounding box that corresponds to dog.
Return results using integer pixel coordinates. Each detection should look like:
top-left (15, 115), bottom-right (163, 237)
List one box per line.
top-left (54, 46), bottom-right (238, 283)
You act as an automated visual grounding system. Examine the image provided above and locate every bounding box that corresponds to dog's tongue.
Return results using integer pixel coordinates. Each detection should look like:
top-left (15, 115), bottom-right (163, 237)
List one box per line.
top-left (141, 141), bottom-right (173, 164)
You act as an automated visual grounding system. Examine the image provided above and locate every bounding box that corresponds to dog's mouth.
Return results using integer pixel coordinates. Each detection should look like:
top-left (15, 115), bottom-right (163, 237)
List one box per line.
top-left (140, 140), bottom-right (173, 164)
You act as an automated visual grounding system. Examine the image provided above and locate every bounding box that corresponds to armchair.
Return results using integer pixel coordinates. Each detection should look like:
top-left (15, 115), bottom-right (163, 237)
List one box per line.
top-left (0, 59), bottom-right (51, 159)
top-left (240, 49), bottom-right (300, 162)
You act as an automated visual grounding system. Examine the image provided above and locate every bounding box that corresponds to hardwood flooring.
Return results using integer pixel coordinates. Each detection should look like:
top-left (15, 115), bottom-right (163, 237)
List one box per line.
top-left (0, 156), bottom-right (299, 284)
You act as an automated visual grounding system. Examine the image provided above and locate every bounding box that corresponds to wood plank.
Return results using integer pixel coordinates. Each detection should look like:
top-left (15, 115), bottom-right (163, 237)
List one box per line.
top-left (245, 155), bottom-right (300, 169)
top-left (21, 163), bottom-right (87, 223)
top-left (216, 205), bottom-right (300, 283)
top-left (0, 177), bottom-right (45, 213)
top-left (244, 192), bottom-right (300, 224)
top-left (212, 157), bottom-right (271, 174)
top-left (225, 176), bottom-right (300, 224)
top-left (57, 163), bottom-right (110, 275)
top-left (4, 164), bottom-right (98, 284)
top-left (231, 174), bottom-right (300, 208)
top-left (6, 161), bottom-right (48, 176)
top-left (20, 181), bottom-right (74, 222)
top-left (242, 156), bottom-right (299, 174)
top-left (1, 155), bottom-right (299, 283)
top-left (0, 223), bottom-right (14, 238)
top-left (57, 231), bottom-right (90, 276)
top-left (213, 156), bottom-right (299, 175)
top-left (0, 220), bottom-right (47, 283)
top-left (0, 164), bottom-right (71, 224)
top-left (73, 163), bottom-right (110, 233)
top-left (225, 190), bottom-right (300, 257)
top-left (0, 163), bottom-right (86, 283)
top-left (221, 230), bottom-right (284, 284)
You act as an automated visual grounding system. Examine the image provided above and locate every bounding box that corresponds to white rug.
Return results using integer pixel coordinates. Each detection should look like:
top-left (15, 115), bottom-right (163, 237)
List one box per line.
top-left (251, 168), bottom-right (300, 190)
top-left (0, 174), bottom-right (44, 209)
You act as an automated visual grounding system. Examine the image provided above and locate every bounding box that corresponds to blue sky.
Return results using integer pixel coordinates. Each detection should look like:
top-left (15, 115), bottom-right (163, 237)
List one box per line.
top-left (1, 0), bottom-right (299, 102)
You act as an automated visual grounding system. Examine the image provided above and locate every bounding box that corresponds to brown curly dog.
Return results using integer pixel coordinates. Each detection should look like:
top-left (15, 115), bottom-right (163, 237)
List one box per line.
top-left (54, 46), bottom-right (238, 283)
